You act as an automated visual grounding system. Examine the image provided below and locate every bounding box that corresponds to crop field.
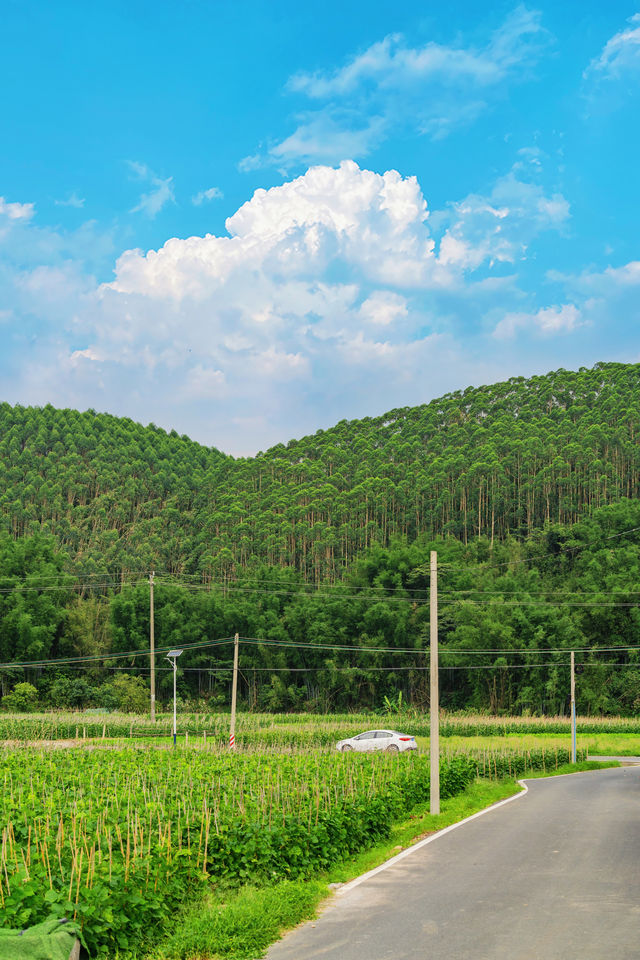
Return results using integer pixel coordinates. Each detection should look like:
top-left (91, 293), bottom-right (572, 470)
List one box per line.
top-left (0, 746), bottom-right (483, 956)
top-left (2, 710), bottom-right (640, 746)
top-left (0, 729), bottom-right (587, 958)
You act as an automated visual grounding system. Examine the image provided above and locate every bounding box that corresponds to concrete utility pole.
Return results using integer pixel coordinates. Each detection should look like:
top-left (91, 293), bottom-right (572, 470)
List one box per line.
top-left (149, 571), bottom-right (156, 722)
top-left (570, 651), bottom-right (576, 764)
top-left (229, 632), bottom-right (239, 750)
top-left (430, 550), bottom-right (440, 815)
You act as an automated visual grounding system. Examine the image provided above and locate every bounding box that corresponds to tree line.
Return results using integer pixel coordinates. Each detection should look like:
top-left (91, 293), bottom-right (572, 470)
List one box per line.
top-left (2, 498), bottom-right (639, 715)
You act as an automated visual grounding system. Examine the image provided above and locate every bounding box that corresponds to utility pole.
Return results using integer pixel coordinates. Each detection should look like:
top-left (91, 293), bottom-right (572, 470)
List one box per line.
top-left (430, 550), bottom-right (440, 815)
top-left (149, 571), bottom-right (156, 722)
top-left (570, 651), bottom-right (576, 764)
top-left (229, 633), bottom-right (239, 750)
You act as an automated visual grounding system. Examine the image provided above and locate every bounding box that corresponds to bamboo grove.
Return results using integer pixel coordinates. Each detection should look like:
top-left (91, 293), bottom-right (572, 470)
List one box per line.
top-left (1, 494), bottom-right (640, 715)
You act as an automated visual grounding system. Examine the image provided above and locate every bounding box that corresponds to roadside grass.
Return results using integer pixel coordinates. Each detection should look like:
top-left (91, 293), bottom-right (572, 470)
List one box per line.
top-left (146, 762), bottom-right (619, 960)
top-left (146, 880), bottom-right (328, 960)
top-left (416, 732), bottom-right (640, 757)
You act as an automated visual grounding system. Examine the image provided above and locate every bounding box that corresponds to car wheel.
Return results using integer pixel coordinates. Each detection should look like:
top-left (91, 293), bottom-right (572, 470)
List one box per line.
top-left (386, 744), bottom-right (399, 753)
top-left (342, 744), bottom-right (354, 752)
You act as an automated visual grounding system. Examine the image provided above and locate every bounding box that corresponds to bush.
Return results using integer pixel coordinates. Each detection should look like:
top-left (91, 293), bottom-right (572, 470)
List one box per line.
top-left (48, 675), bottom-right (97, 709)
top-left (2, 682), bottom-right (39, 712)
top-left (107, 674), bottom-right (149, 714)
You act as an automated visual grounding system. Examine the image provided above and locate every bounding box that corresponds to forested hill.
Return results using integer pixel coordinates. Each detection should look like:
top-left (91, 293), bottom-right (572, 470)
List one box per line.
top-left (1, 361), bottom-right (639, 579)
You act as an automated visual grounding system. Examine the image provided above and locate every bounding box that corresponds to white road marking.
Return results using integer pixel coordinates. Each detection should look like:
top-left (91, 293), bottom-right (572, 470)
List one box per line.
top-left (337, 764), bottom-right (637, 897)
top-left (337, 782), bottom-right (529, 896)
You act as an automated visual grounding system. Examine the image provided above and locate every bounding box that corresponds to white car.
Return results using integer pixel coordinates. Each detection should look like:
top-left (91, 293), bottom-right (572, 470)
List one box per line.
top-left (336, 729), bottom-right (417, 753)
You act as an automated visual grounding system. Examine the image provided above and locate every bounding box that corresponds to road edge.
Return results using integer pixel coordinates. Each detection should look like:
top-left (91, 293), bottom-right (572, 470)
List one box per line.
top-left (336, 781), bottom-right (529, 897)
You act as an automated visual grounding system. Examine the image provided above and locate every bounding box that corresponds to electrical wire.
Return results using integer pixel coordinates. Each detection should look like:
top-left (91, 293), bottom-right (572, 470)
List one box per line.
top-left (4, 631), bottom-right (640, 671)
top-left (0, 637), bottom-right (234, 670)
top-left (2, 522), bottom-right (639, 594)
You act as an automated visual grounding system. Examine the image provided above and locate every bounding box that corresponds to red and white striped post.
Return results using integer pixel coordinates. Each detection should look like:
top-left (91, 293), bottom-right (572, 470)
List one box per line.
top-left (229, 633), bottom-right (239, 750)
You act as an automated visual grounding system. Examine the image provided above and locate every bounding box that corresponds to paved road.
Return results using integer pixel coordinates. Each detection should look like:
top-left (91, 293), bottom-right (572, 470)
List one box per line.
top-left (267, 767), bottom-right (640, 960)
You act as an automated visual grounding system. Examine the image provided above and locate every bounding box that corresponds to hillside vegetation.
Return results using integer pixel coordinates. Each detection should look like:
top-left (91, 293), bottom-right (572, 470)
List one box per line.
top-left (1, 362), bottom-right (640, 715)
top-left (1, 361), bottom-right (639, 581)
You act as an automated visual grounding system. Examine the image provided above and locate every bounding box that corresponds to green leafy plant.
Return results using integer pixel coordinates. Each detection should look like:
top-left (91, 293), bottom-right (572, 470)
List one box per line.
top-left (1, 682), bottom-right (38, 713)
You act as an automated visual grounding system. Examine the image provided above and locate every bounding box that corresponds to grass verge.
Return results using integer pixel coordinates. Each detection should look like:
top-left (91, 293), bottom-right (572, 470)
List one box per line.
top-left (145, 761), bottom-right (619, 960)
top-left (145, 880), bottom-right (327, 960)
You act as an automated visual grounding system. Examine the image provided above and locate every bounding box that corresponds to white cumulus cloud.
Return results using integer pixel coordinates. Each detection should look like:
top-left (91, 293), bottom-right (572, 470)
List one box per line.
top-left (585, 13), bottom-right (640, 79)
top-left (1, 159), bottom-right (621, 455)
top-left (0, 196), bottom-right (35, 221)
top-left (108, 161), bottom-right (448, 301)
top-left (250, 7), bottom-right (551, 168)
top-left (493, 303), bottom-right (583, 339)
top-left (192, 187), bottom-right (224, 206)
top-left (128, 161), bottom-right (175, 218)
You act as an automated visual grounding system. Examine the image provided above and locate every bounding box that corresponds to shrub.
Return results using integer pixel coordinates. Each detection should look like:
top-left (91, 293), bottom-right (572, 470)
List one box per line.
top-left (48, 675), bottom-right (96, 709)
top-left (1, 682), bottom-right (39, 712)
top-left (107, 674), bottom-right (149, 713)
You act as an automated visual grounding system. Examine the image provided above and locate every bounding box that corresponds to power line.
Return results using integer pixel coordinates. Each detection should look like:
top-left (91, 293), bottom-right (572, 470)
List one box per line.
top-left (139, 579), bottom-right (640, 609)
top-left (1, 516), bottom-right (639, 612)
top-left (3, 631), bottom-right (640, 671)
top-left (236, 636), bottom-right (640, 657)
top-left (3, 520), bottom-right (640, 592)
top-left (439, 599), bottom-right (640, 607)
top-left (0, 578), bottom-right (151, 596)
top-left (21, 659), bottom-right (640, 677)
top-left (3, 574), bottom-right (640, 611)
top-left (0, 637), bottom-right (234, 670)
top-left (113, 661), bottom-right (640, 672)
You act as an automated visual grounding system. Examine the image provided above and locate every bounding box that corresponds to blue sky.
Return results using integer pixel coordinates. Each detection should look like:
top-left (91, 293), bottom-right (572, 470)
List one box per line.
top-left (1, 1), bottom-right (639, 454)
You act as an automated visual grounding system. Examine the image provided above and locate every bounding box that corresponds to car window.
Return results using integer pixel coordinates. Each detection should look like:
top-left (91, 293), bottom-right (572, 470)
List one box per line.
top-left (375, 731), bottom-right (392, 738)
top-left (356, 731), bottom-right (377, 740)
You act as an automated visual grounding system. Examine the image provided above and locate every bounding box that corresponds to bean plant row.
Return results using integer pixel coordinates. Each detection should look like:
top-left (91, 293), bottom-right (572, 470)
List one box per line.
top-left (0, 747), bottom-right (478, 955)
top-left (0, 732), bottom-right (585, 956)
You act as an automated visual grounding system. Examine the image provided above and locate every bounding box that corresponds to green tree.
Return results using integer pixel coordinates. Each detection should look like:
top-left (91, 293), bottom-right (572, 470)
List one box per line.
top-left (2, 681), bottom-right (38, 712)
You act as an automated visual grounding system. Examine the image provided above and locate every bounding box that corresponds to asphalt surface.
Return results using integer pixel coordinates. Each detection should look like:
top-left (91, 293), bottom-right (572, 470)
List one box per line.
top-left (266, 767), bottom-right (640, 960)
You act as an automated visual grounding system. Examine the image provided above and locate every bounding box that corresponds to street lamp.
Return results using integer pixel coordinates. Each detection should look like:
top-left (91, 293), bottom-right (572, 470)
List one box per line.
top-left (165, 649), bottom-right (183, 746)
